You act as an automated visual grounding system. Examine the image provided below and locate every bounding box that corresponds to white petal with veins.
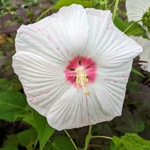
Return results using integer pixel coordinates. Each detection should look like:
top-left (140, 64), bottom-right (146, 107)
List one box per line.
top-left (15, 4), bottom-right (89, 65)
top-left (84, 8), bottom-right (142, 67)
top-left (13, 52), bottom-right (71, 116)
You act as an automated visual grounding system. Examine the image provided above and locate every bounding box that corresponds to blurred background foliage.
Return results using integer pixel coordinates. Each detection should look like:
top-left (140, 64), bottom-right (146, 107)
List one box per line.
top-left (1, 0), bottom-right (150, 150)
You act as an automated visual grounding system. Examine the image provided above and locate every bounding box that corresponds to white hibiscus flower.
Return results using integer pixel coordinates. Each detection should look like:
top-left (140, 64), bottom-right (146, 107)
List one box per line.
top-left (12, 4), bottom-right (142, 130)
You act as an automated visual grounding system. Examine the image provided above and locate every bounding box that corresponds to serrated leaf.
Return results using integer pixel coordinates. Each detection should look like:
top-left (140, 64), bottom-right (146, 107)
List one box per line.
top-left (18, 128), bottom-right (37, 147)
top-left (129, 83), bottom-right (150, 102)
top-left (0, 91), bottom-right (28, 122)
top-left (32, 109), bottom-right (54, 150)
top-left (44, 136), bottom-right (76, 150)
top-left (114, 109), bottom-right (145, 133)
top-left (123, 133), bottom-right (150, 150)
top-left (111, 133), bottom-right (150, 150)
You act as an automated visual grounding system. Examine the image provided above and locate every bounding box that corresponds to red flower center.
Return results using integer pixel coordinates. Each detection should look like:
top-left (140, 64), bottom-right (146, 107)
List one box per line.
top-left (64, 56), bottom-right (97, 95)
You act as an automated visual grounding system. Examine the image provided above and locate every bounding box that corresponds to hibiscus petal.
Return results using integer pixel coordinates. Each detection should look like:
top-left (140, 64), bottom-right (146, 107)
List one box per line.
top-left (12, 52), bottom-right (71, 116)
top-left (126, 0), bottom-right (150, 22)
top-left (15, 4), bottom-right (88, 65)
top-left (47, 87), bottom-right (115, 131)
top-left (92, 61), bottom-right (133, 116)
top-left (83, 8), bottom-right (142, 67)
top-left (131, 36), bottom-right (150, 71)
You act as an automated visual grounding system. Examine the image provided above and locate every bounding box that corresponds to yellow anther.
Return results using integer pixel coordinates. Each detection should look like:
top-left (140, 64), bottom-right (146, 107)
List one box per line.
top-left (76, 70), bottom-right (90, 95)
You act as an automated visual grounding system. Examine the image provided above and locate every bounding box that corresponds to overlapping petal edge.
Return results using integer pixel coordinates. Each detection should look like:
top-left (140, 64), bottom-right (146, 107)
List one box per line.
top-left (131, 36), bottom-right (150, 72)
top-left (126, 0), bottom-right (150, 72)
top-left (126, 0), bottom-right (150, 22)
top-left (12, 4), bottom-right (142, 130)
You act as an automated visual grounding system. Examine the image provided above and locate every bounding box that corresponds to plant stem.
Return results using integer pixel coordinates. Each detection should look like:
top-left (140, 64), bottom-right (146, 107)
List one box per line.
top-left (84, 125), bottom-right (92, 150)
top-left (123, 19), bottom-right (142, 34)
top-left (123, 22), bottom-right (135, 33)
top-left (33, 136), bottom-right (39, 150)
top-left (36, 6), bottom-right (53, 21)
top-left (64, 129), bottom-right (78, 150)
top-left (91, 135), bottom-right (113, 140)
top-left (112, 0), bottom-right (120, 21)
top-left (104, 0), bottom-right (107, 9)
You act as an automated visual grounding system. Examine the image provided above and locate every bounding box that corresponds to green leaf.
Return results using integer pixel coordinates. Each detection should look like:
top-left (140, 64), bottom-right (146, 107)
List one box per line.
top-left (111, 133), bottom-right (150, 150)
top-left (37, 0), bottom-right (92, 21)
top-left (0, 146), bottom-right (18, 150)
top-left (44, 136), bottom-right (76, 150)
top-left (128, 83), bottom-right (150, 102)
top-left (125, 21), bottom-right (148, 38)
top-left (32, 109), bottom-right (55, 150)
top-left (114, 109), bottom-right (145, 133)
top-left (0, 77), bottom-right (22, 92)
top-left (132, 67), bottom-right (145, 78)
top-left (114, 17), bottom-right (148, 38)
top-left (3, 134), bottom-right (18, 148)
top-left (0, 91), bottom-right (28, 122)
top-left (51, 0), bottom-right (92, 10)
top-left (52, 136), bottom-right (76, 150)
top-left (23, 111), bottom-right (36, 128)
top-left (18, 128), bottom-right (37, 147)
top-left (114, 16), bottom-right (126, 31)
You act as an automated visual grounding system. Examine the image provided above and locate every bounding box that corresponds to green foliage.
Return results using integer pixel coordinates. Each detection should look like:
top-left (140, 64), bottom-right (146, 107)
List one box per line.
top-left (0, 91), bottom-right (28, 122)
top-left (114, 109), bottom-right (145, 133)
top-left (51, 0), bottom-right (92, 9)
top-left (0, 78), bottom-right (21, 91)
top-left (37, 0), bottom-right (92, 21)
top-left (3, 134), bottom-right (18, 148)
top-left (44, 136), bottom-right (76, 150)
top-left (142, 8), bottom-right (150, 33)
top-left (17, 128), bottom-right (37, 147)
top-left (0, 146), bottom-right (18, 150)
top-left (110, 133), bottom-right (150, 150)
top-left (114, 17), bottom-right (148, 38)
top-left (31, 109), bottom-right (55, 150)
top-left (93, 0), bottom-right (109, 10)
top-left (132, 67), bottom-right (145, 78)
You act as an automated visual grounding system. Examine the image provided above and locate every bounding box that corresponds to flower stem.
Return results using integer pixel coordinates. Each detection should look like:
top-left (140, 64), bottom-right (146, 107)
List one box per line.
top-left (64, 129), bottom-right (78, 150)
top-left (91, 135), bottom-right (113, 140)
top-left (112, 0), bottom-right (120, 21)
top-left (104, 0), bottom-right (107, 9)
top-left (36, 6), bottom-right (53, 21)
top-left (123, 19), bottom-right (142, 34)
top-left (84, 125), bottom-right (92, 150)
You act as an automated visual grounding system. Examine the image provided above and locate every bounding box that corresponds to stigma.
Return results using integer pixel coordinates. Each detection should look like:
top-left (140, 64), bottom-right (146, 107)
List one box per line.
top-left (76, 70), bottom-right (90, 95)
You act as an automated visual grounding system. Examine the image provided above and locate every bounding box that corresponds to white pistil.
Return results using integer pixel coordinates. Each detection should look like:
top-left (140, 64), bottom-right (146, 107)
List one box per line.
top-left (76, 70), bottom-right (90, 95)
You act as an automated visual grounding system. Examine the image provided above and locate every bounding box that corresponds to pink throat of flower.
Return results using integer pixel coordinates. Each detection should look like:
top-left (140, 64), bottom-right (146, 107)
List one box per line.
top-left (64, 56), bottom-right (97, 95)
